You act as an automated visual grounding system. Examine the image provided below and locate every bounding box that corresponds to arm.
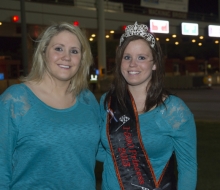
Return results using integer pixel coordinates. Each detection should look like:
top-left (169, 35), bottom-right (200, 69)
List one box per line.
top-left (172, 114), bottom-right (197, 190)
top-left (96, 94), bottom-right (107, 162)
top-left (0, 99), bottom-right (18, 189)
top-left (96, 140), bottom-right (106, 162)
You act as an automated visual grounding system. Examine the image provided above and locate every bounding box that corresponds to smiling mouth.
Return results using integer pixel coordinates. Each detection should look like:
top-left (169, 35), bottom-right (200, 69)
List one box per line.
top-left (128, 71), bottom-right (140, 74)
top-left (58, 64), bottom-right (71, 69)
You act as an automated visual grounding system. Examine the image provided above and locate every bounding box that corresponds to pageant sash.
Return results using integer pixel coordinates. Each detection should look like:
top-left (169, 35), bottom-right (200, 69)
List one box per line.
top-left (107, 90), bottom-right (176, 190)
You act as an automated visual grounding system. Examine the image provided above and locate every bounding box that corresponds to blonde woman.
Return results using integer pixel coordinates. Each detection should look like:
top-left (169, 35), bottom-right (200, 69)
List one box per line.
top-left (0, 22), bottom-right (100, 189)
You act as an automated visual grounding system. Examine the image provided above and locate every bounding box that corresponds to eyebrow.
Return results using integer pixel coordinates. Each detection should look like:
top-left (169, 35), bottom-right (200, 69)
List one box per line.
top-left (52, 43), bottom-right (80, 49)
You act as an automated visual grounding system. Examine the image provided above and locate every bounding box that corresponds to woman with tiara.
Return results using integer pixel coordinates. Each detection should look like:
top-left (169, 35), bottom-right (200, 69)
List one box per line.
top-left (97, 22), bottom-right (197, 190)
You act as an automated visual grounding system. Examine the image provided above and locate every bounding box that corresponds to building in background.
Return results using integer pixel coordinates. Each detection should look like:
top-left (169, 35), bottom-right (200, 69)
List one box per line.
top-left (0, 0), bottom-right (219, 90)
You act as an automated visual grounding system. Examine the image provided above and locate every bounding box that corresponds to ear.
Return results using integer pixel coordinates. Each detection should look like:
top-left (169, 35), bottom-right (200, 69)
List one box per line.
top-left (152, 64), bottom-right (156, 70)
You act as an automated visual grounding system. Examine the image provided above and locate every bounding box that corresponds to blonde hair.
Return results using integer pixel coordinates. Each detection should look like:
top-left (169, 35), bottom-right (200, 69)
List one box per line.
top-left (21, 22), bottom-right (93, 96)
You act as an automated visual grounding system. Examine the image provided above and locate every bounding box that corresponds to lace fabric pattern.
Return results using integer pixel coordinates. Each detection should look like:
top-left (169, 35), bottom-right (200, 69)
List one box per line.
top-left (159, 96), bottom-right (192, 129)
top-left (0, 83), bottom-right (101, 190)
top-left (1, 86), bottom-right (31, 119)
top-left (99, 94), bottom-right (197, 190)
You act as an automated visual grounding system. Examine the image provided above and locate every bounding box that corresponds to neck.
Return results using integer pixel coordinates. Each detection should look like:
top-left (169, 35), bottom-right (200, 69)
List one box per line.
top-left (128, 86), bottom-right (147, 113)
top-left (128, 85), bottom-right (147, 100)
top-left (39, 74), bottom-right (71, 96)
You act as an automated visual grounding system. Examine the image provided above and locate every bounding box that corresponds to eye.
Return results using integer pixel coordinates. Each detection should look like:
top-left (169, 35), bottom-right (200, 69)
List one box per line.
top-left (123, 55), bottom-right (130, 60)
top-left (71, 49), bottom-right (78, 54)
top-left (138, 56), bottom-right (146, 60)
top-left (54, 47), bottom-right (63, 52)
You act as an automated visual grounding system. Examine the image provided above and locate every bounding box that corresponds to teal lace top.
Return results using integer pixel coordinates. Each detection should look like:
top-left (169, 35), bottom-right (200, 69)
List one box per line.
top-left (98, 94), bottom-right (197, 190)
top-left (0, 83), bottom-right (100, 190)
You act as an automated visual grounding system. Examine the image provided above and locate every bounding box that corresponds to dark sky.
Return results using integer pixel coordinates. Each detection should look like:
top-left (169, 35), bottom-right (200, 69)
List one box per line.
top-left (109, 0), bottom-right (219, 15)
top-left (188, 0), bottom-right (218, 15)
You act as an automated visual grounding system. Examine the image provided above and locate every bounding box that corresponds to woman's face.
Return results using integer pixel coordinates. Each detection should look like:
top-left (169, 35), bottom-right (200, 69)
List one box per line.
top-left (45, 30), bottom-right (82, 83)
top-left (121, 39), bottom-right (156, 90)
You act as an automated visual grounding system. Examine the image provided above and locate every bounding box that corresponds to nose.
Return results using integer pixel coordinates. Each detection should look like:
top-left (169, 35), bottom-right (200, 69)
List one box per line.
top-left (129, 58), bottom-right (137, 67)
top-left (62, 51), bottom-right (71, 61)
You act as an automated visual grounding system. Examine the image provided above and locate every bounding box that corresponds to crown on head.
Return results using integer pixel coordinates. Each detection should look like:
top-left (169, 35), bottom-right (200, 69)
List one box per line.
top-left (119, 21), bottom-right (156, 48)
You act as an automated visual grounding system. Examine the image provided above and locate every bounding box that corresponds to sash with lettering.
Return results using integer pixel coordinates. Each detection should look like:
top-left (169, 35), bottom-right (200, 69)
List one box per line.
top-left (107, 90), bottom-right (176, 190)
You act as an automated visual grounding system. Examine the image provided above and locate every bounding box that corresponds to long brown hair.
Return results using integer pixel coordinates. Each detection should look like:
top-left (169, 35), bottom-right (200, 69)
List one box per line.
top-left (105, 35), bottom-right (170, 112)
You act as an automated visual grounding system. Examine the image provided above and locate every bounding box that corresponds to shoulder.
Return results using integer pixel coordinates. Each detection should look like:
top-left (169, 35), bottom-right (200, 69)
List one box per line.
top-left (99, 93), bottom-right (109, 118)
top-left (158, 95), bottom-right (193, 128)
top-left (78, 89), bottom-right (99, 107)
top-left (77, 89), bottom-right (101, 120)
top-left (0, 83), bottom-right (31, 117)
top-left (165, 95), bottom-right (191, 113)
top-left (1, 83), bottom-right (26, 94)
top-left (0, 83), bottom-right (29, 103)
top-left (100, 93), bottom-right (107, 105)
top-left (99, 92), bottom-right (108, 112)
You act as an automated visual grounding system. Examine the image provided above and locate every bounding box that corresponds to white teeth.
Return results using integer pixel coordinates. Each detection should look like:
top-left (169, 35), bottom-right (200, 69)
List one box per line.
top-left (129, 71), bottom-right (139, 74)
top-left (59, 65), bottom-right (70, 69)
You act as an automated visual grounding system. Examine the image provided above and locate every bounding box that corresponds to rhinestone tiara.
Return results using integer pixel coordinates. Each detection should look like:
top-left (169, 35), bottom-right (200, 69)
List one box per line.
top-left (119, 21), bottom-right (156, 48)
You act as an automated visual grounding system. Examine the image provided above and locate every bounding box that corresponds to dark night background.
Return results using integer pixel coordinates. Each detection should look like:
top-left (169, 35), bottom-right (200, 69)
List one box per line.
top-left (109, 0), bottom-right (219, 16)
top-left (0, 0), bottom-right (219, 60)
top-left (188, 0), bottom-right (218, 15)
